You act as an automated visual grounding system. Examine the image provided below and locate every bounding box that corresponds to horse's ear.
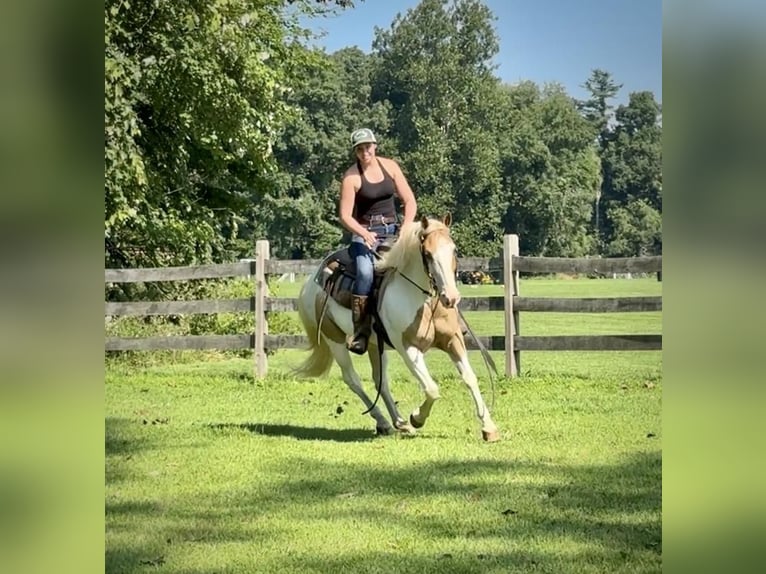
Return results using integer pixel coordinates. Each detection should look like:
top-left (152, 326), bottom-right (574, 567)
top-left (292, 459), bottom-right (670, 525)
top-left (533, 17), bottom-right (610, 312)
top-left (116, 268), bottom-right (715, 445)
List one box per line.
top-left (443, 213), bottom-right (452, 227)
top-left (420, 215), bottom-right (429, 229)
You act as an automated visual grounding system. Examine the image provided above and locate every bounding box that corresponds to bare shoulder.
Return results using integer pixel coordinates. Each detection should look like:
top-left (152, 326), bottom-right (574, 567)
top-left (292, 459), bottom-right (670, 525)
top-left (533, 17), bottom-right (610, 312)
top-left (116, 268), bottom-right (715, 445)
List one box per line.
top-left (378, 156), bottom-right (402, 175)
top-left (342, 164), bottom-right (362, 184)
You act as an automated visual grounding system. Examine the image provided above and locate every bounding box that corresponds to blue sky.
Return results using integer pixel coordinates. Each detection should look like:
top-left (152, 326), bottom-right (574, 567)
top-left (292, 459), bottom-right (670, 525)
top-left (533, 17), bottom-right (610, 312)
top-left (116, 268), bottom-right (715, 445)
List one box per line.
top-left (302, 0), bottom-right (662, 105)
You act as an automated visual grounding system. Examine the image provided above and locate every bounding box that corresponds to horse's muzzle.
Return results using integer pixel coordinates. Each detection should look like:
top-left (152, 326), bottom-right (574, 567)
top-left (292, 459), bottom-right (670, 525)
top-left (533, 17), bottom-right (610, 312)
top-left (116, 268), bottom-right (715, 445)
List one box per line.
top-left (439, 290), bottom-right (461, 308)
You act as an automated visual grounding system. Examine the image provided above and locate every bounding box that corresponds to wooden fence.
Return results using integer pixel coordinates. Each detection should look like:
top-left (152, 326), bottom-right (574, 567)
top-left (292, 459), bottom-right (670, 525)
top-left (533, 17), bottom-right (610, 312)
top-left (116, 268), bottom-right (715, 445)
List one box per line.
top-left (105, 235), bottom-right (662, 378)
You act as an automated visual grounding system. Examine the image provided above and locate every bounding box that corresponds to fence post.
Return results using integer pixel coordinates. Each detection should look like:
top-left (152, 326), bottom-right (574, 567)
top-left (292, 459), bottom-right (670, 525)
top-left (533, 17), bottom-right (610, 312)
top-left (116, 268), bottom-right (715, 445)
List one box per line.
top-left (503, 234), bottom-right (520, 377)
top-left (254, 240), bottom-right (270, 379)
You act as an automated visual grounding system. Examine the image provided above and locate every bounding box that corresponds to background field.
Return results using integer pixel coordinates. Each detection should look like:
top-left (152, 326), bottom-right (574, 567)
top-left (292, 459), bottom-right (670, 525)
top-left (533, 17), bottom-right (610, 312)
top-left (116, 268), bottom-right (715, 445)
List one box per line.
top-left (106, 277), bottom-right (662, 573)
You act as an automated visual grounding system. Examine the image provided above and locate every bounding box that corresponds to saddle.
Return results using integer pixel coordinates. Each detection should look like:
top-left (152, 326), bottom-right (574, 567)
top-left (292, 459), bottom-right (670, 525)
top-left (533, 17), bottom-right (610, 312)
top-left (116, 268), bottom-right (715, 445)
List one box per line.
top-left (314, 236), bottom-right (397, 310)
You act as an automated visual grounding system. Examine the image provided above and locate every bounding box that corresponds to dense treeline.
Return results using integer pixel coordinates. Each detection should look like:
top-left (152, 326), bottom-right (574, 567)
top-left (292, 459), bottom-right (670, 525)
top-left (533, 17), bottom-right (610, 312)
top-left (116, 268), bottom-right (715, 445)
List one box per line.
top-left (105, 0), bottom-right (661, 270)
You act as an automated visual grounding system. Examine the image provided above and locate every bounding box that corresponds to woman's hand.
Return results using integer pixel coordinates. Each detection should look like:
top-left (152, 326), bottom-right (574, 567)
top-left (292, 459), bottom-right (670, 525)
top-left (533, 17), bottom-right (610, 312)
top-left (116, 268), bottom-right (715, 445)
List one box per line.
top-left (363, 230), bottom-right (378, 248)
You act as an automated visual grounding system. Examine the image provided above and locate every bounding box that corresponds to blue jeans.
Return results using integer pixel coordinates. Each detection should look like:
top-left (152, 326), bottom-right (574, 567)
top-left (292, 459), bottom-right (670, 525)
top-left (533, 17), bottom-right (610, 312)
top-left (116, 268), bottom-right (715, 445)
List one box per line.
top-left (350, 222), bottom-right (398, 295)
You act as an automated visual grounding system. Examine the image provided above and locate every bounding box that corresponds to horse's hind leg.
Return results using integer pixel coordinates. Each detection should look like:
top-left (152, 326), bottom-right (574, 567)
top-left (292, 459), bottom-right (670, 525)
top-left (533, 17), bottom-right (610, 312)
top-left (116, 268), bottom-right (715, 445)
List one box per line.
top-left (446, 336), bottom-right (500, 442)
top-left (326, 340), bottom-right (393, 435)
top-left (367, 345), bottom-right (414, 435)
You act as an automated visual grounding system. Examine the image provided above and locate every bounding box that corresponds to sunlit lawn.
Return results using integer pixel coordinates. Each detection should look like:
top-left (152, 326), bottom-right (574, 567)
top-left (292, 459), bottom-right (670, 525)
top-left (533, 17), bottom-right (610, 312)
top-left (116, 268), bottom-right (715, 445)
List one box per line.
top-left (106, 277), bottom-right (662, 573)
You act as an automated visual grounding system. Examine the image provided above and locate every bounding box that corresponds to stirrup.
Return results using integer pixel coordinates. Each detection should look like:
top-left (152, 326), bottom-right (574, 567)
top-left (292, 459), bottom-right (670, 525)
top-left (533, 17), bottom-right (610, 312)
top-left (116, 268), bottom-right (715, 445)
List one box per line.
top-left (346, 335), bottom-right (368, 355)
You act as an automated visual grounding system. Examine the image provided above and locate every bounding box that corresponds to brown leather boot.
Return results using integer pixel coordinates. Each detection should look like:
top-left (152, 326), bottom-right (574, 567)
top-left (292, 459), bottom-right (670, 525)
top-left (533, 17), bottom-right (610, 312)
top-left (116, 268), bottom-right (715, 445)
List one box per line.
top-left (347, 295), bottom-right (371, 355)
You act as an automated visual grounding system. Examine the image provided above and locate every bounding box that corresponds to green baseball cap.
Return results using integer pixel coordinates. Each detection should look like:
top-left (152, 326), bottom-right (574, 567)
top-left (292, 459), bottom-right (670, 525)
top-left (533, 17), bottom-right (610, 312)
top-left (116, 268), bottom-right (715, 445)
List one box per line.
top-left (350, 128), bottom-right (377, 149)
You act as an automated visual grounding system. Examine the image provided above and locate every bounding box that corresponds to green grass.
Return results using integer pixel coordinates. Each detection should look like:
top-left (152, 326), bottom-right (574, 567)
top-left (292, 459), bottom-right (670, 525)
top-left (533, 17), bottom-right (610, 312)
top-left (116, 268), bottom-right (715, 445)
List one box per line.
top-left (106, 278), bottom-right (662, 573)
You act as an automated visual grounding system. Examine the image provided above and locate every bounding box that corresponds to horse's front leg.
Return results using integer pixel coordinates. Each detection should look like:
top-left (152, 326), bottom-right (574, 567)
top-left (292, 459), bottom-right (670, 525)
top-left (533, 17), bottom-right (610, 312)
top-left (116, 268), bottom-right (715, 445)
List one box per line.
top-left (367, 345), bottom-right (415, 435)
top-left (446, 335), bottom-right (500, 442)
top-left (400, 346), bottom-right (441, 430)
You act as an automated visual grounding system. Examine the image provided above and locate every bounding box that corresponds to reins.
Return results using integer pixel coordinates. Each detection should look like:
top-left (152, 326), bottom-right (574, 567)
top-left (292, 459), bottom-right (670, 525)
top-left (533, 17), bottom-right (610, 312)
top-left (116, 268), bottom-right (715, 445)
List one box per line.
top-left (457, 306), bottom-right (498, 410)
top-left (395, 267), bottom-right (435, 297)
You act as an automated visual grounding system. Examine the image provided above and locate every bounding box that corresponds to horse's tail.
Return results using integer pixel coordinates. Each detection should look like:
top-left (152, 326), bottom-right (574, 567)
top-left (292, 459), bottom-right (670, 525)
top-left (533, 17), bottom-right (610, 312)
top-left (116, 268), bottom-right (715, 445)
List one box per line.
top-left (294, 278), bottom-right (333, 378)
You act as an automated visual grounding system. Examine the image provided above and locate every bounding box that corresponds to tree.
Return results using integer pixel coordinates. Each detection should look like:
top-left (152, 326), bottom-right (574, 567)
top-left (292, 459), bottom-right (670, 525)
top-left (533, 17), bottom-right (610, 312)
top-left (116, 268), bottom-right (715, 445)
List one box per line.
top-left (601, 91), bottom-right (662, 255)
top-left (105, 0), bottom-right (355, 269)
top-left (262, 47), bottom-right (391, 258)
top-left (371, 0), bottom-right (507, 256)
top-left (577, 69), bottom-right (622, 242)
top-left (499, 83), bottom-right (600, 256)
top-left (578, 68), bottom-right (622, 147)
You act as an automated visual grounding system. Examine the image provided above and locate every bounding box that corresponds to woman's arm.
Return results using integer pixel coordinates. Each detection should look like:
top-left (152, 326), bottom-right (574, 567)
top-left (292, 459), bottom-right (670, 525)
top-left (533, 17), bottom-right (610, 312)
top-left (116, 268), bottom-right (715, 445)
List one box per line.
top-left (339, 171), bottom-right (377, 246)
top-left (388, 159), bottom-right (417, 224)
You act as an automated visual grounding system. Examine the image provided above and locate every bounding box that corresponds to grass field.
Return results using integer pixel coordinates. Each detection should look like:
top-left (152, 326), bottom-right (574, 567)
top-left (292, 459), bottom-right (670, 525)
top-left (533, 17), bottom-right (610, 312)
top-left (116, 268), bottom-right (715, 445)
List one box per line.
top-left (106, 278), bottom-right (662, 573)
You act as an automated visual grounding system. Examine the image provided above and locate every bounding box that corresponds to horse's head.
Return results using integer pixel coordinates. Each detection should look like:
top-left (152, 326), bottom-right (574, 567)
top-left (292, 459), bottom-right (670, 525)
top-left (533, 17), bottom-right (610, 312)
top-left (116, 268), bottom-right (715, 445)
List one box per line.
top-left (419, 214), bottom-right (461, 308)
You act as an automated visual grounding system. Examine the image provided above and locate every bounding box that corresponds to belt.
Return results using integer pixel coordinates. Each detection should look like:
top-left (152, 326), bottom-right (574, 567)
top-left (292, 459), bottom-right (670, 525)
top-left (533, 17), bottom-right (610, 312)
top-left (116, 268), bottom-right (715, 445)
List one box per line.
top-left (359, 215), bottom-right (397, 225)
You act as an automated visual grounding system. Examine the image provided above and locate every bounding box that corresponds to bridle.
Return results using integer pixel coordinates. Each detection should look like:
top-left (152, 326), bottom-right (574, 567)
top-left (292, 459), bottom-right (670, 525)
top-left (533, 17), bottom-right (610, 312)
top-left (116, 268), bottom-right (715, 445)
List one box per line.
top-left (377, 230), bottom-right (446, 298)
top-left (396, 240), bottom-right (438, 297)
top-left (418, 230), bottom-right (458, 300)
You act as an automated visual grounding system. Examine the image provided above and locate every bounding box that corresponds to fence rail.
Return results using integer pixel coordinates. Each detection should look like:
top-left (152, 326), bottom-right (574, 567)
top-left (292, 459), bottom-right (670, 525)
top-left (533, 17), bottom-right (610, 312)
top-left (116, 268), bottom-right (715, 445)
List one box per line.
top-left (104, 235), bottom-right (662, 378)
top-left (104, 295), bottom-right (662, 316)
top-left (105, 261), bottom-right (253, 283)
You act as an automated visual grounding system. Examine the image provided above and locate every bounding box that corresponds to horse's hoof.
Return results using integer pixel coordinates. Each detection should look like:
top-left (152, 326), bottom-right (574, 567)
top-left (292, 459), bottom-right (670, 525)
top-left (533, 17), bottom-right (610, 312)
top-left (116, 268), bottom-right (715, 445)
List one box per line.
top-left (376, 426), bottom-right (395, 436)
top-left (409, 414), bottom-right (424, 429)
top-left (482, 429), bottom-right (501, 442)
top-left (394, 421), bottom-right (417, 436)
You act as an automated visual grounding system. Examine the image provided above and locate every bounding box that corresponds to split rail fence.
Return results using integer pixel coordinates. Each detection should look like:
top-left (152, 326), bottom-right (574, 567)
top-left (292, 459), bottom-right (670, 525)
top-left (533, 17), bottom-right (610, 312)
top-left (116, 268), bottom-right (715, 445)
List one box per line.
top-left (105, 235), bottom-right (662, 378)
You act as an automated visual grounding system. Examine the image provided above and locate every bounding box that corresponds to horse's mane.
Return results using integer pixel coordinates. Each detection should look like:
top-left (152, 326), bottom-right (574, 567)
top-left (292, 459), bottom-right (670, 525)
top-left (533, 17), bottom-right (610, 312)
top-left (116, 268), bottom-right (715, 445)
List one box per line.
top-left (377, 218), bottom-right (449, 271)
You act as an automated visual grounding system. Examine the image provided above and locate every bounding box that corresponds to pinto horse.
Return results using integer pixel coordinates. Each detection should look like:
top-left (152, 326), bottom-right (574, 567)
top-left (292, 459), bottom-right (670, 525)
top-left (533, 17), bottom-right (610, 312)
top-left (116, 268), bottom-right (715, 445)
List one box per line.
top-left (295, 215), bottom-right (500, 441)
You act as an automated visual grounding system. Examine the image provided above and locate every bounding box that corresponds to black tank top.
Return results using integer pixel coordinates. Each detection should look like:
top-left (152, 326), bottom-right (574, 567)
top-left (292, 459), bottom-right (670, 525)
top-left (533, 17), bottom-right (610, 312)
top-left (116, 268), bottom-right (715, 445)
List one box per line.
top-left (354, 159), bottom-right (397, 223)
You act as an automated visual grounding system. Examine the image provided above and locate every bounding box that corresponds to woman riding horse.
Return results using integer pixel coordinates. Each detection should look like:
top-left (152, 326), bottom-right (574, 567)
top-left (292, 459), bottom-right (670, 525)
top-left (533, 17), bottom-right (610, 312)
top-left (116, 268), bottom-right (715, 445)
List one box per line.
top-left (296, 215), bottom-right (500, 442)
top-left (339, 128), bottom-right (417, 355)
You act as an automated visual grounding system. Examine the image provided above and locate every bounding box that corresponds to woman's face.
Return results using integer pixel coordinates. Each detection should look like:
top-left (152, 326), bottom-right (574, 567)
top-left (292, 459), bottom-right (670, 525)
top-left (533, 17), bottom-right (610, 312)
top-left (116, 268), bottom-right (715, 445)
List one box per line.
top-left (354, 143), bottom-right (376, 163)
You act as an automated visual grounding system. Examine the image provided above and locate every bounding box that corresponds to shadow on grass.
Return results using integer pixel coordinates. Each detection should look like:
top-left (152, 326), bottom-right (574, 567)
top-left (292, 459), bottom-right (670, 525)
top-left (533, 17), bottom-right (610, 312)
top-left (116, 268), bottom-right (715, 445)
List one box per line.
top-left (106, 411), bottom-right (661, 573)
top-left (105, 546), bottom-right (167, 574)
top-left (248, 452), bottom-right (661, 572)
top-left (207, 422), bottom-right (375, 442)
top-left (105, 417), bottom-right (158, 484)
top-left (107, 454), bottom-right (660, 572)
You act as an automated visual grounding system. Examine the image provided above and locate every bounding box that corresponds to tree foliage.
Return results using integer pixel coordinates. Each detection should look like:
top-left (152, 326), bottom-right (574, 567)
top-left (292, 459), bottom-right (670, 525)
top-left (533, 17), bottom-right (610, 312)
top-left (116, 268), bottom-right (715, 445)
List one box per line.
top-left (261, 47), bottom-right (392, 258)
top-left (105, 0), bottom-right (662, 272)
top-left (105, 0), bottom-right (351, 268)
top-left (600, 91), bottom-right (663, 255)
top-left (498, 83), bottom-right (601, 256)
top-left (371, 0), bottom-right (506, 256)
top-left (578, 68), bottom-right (622, 147)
